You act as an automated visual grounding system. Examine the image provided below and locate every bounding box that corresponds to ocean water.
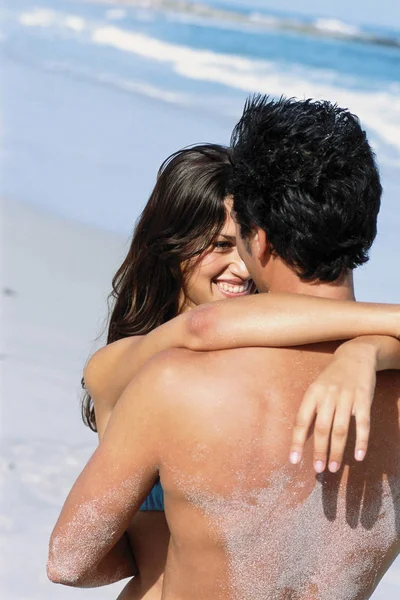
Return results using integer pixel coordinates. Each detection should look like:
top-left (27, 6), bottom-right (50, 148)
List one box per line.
top-left (1, 1), bottom-right (400, 598)
top-left (2, 0), bottom-right (400, 302)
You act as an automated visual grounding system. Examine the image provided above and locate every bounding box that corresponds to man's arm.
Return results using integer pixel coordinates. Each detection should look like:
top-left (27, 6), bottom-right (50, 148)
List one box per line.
top-left (48, 357), bottom-right (169, 587)
top-left (47, 534), bottom-right (136, 588)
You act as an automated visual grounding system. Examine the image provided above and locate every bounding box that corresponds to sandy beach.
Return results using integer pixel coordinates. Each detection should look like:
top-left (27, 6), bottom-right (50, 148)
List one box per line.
top-left (1, 198), bottom-right (131, 598)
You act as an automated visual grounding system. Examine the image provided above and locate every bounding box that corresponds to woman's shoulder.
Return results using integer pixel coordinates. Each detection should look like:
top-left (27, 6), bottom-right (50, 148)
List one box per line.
top-left (83, 336), bottom-right (143, 400)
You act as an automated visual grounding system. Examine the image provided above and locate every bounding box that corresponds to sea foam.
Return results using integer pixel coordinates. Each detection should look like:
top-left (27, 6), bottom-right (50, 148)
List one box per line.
top-left (17, 7), bottom-right (400, 156)
top-left (314, 18), bottom-right (360, 37)
top-left (90, 26), bottom-right (400, 156)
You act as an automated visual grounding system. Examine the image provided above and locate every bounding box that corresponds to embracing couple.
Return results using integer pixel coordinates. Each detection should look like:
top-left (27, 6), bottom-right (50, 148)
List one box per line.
top-left (48, 96), bottom-right (400, 599)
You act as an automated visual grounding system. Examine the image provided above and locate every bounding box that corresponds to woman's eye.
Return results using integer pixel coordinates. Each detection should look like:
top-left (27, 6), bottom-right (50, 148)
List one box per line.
top-left (214, 241), bottom-right (232, 251)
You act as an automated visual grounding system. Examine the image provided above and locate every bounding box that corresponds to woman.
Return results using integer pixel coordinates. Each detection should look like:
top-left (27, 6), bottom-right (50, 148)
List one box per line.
top-left (79, 144), bottom-right (400, 598)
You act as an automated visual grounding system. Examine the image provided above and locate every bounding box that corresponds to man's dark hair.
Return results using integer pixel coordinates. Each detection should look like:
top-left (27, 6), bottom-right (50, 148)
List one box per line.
top-left (230, 95), bottom-right (382, 282)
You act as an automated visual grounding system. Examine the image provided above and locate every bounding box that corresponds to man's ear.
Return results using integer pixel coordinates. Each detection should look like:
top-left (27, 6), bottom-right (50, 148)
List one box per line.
top-left (254, 227), bottom-right (270, 262)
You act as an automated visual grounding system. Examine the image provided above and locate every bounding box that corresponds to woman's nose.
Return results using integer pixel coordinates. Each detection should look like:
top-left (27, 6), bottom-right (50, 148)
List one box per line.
top-left (230, 254), bottom-right (250, 280)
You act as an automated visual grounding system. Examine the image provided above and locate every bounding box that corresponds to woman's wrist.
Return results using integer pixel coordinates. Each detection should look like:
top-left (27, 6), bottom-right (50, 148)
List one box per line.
top-left (381, 305), bottom-right (400, 340)
top-left (334, 334), bottom-right (400, 372)
top-left (333, 338), bottom-right (379, 370)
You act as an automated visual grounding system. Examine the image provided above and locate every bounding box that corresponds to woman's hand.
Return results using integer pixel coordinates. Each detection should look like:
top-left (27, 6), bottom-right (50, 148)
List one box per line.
top-left (290, 340), bottom-right (379, 473)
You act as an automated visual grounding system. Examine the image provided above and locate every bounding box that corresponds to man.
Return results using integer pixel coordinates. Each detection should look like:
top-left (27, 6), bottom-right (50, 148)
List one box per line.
top-left (48, 97), bottom-right (400, 599)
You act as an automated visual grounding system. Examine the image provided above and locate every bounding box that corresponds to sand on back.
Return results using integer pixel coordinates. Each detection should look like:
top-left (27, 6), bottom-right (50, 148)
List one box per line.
top-left (157, 344), bottom-right (400, 600)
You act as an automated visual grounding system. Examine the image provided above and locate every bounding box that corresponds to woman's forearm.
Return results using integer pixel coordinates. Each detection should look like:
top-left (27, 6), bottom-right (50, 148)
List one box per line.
top-left (117, 295), bottom-right (399, 384)
top-left (89, 295), bottom-right (399, 423)
top-left (183, 294), bottom-right (400, 351)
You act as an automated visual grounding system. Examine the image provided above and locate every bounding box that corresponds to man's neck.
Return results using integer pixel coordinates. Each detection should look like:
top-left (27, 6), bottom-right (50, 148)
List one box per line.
top-left (265, 261), bottom-right (356, 301)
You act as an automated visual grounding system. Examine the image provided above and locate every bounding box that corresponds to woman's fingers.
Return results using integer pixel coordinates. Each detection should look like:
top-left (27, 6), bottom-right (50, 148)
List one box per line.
top-left (290, 385), bottom-right (320, 465)
top-left (291, 376), bottom-right (374, 472)
top-left (326, 395), bottom-right (353, 472)
top-left (312, 392), bottom-right (337, 473)
top-left (353, 393), bottom-right (372, 462)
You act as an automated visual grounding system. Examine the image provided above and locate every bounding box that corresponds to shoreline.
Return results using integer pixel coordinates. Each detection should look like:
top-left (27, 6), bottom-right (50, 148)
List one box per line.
top-left (2, 198), bottom-right (131, 598)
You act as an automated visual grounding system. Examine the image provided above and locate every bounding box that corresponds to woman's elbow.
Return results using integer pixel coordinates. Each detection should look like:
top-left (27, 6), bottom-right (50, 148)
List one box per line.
top-left (185, 303), bottom-right (219, 351)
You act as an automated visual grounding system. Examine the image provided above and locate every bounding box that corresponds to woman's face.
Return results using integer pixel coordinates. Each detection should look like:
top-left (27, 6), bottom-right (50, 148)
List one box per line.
top-left (182, 205), bottom-right (252, 310)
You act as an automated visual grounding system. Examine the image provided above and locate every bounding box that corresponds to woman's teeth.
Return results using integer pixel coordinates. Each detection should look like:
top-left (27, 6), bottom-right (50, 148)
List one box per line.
top-left (216, 281), bottom-right (250, 294)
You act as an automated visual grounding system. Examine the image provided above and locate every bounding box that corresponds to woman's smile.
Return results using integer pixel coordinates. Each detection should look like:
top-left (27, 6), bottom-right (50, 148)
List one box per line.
top-left (214, 278), bottom-right (252, 298)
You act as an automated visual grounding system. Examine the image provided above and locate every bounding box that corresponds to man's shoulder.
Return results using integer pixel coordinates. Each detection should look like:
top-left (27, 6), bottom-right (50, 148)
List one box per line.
top-left (138, 348), bottom-right (202, 391)
top-left (152, 346), bottom-right (255, 373)
top-left (147, 347), bottom-right (224, 382)
top-left (145, 347), bottom-right (249, 404)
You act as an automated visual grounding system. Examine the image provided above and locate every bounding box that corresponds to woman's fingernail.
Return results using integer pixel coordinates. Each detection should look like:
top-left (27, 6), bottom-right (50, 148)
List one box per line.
top-left (290, 451), bottom-right (301, 464)
top-left (315, 460), bottom-right (325, 473)
top-left (356, 450), bottom-right (365, 461)
top-left (329, 461), bottom-right (340, 473)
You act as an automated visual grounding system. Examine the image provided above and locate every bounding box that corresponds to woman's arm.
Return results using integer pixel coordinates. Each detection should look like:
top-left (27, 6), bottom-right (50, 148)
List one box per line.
top-left (85, 294), bottom-right (399, 437)
top-left (366, 334), bottom-right (400, 371)
top-left (85, 294), bottom-right (400, 469)
top-left (182, 294), bottom-right (400, 351)
top-left (85, 295), bottom-right (399, 416)
top-left (113, 295), bottom-right (400, 368)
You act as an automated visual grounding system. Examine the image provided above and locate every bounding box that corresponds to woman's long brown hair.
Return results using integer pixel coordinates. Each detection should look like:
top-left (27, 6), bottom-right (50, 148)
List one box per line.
top-left (82, 144), bottom-right (232, 430)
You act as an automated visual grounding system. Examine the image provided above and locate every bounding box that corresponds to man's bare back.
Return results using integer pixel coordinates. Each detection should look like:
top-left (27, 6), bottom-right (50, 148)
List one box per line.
top-left (157, 344), bottom-right (400, 600)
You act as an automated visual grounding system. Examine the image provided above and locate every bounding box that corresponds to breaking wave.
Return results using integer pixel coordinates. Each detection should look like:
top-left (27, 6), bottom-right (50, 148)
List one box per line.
top-left (14, 6), bottom-right (400, 155)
